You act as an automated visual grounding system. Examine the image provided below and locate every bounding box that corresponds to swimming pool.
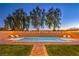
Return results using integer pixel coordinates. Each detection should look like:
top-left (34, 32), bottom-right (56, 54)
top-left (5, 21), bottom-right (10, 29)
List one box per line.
top-left (15, 37), bottom-right (71, 42)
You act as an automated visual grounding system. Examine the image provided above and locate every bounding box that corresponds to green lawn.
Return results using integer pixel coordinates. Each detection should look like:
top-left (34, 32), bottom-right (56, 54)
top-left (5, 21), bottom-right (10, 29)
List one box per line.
top-left (46, 45), bottom-right (79, 56)
top-left (0, 44), bottom-right (32, 56)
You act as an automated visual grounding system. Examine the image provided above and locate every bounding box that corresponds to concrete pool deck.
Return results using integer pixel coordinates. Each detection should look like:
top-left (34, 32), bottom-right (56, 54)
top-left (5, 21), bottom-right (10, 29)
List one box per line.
top-left (0, 31), bottom-right (79, 39)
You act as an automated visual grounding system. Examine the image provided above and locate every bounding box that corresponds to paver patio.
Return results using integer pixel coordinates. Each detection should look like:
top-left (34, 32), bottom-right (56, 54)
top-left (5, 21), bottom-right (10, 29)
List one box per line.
top-left (30, 43), bottom-right (48, 56)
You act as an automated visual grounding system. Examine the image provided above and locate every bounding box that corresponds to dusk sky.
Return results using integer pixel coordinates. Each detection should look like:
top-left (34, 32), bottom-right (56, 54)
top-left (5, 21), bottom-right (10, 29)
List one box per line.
top-left (0, 3), bottom-right (79, 29)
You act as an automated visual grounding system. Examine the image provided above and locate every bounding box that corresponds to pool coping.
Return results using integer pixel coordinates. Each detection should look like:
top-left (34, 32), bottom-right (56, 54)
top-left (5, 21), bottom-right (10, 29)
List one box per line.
top-left (0, 39), bottom-right (79, 45)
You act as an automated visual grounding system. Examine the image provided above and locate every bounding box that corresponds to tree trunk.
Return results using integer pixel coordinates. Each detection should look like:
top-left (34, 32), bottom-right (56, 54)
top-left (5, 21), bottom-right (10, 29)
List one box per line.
top-left (26, 28), bottom-right (29, 31)
top-left (53, 25), bottom-right (56, 31)
top-left (37, 27), bottom-right (39, 31)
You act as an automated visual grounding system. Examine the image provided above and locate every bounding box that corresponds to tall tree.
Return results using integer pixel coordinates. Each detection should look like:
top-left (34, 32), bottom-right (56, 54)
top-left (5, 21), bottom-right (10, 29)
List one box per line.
top-left (53, 8), bottom-right (61, 31)
top-left (46, 8), bottom-right (61, 31)
top-left (40, 9), bottom-right (46, 28)
top-left (12, 9), bottom-right (25, 30)
top-left (30, 6), bottom-right (45, 31)
top-left (4, 19), bottom-right (8, 30)
top-left (4, 8), bottom-right (30, 31)
top-left (4, 7), bottom-right (61, 31)
top-left (46, 8), bottom-right (55, 29)
top-left (22, 16), bottom-right (30, 31)
top-left (4, 15), bottom-right (14, 30)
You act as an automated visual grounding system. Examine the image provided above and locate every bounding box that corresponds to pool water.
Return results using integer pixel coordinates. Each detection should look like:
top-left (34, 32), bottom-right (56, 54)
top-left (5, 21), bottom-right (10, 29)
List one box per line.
top-left (15, 37), bottom-right (71, 42)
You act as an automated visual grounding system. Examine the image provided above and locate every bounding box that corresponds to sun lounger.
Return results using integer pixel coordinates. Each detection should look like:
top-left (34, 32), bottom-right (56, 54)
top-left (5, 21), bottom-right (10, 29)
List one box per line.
top-left (63, 35), bottom-right (66, 38)
top-left (9, 35), bottom-right (15, 38)
top-left (15, 35), bottom-right (19, 37)
top-left (9, 34), bottom-right (20, 38)
top-left (63, 34), bottom-right (71, 38)
top-left (67, 35), bottom-right (71, 38)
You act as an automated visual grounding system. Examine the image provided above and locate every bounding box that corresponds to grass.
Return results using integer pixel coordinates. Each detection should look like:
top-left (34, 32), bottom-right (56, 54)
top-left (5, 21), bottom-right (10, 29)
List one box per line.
top-left (46, 45), bottom-right (79, 56)
top-left (0, 44), bottom-right (32, 56)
